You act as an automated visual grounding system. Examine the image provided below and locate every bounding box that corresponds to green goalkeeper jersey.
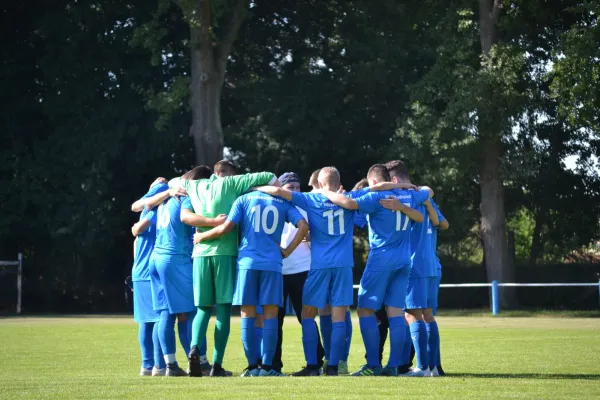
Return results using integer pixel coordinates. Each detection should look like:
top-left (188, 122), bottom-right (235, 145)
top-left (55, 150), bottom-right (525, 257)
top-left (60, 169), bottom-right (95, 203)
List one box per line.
top-left (170, 172), bottom-right (276, 257)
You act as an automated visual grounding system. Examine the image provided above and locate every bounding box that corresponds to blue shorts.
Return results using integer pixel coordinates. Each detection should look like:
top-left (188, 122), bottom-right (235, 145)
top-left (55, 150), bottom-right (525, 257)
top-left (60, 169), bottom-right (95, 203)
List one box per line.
top-left (302, 267), bottom-right (353, 308)
top-left (433, 274), bottom-right (442, 315)
top-left (233, 269), bottom-right (283, 307)
top-left (150, 254), bottom-right (195, 314)
top-left (405, 277), bottom-right (437, 310)
top-left (133, 280), bottom-right (160, 323)
top-left (358, 266), bottom-right (410, 310)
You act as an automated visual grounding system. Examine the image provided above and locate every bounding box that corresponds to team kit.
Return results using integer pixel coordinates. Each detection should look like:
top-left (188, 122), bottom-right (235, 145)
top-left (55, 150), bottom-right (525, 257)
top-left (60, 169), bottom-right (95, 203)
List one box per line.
top-left (130, 159), bottom-right (449, 378)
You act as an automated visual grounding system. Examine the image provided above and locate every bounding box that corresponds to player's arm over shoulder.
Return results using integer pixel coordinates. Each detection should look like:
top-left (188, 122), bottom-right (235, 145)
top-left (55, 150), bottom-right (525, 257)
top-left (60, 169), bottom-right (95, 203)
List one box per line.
top-left (320, 190), bottom-right (359, 210)
top-left (229, 172), bottom-right (277, 194)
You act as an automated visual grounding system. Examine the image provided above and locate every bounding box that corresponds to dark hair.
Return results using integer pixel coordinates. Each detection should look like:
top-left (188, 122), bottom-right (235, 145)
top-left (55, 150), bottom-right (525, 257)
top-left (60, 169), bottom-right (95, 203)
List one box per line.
top-left (309, 169), bottom-right (321, 187)
top-left (385, 160), bottom-right (410, 181)
top-left (182, 165), bottom-right (213, 180)
top-left (352, 178), bottom-right (369, 191)
top-left (214, 160), bottom-right (237, 176)
top-left (367, 164), bottom-right (391, 182)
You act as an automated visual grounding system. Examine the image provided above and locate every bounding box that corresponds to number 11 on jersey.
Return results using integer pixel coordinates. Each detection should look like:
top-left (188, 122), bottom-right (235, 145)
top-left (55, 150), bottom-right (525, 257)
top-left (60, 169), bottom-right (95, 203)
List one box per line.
top-left (323, 209), bottom-right (345, 235)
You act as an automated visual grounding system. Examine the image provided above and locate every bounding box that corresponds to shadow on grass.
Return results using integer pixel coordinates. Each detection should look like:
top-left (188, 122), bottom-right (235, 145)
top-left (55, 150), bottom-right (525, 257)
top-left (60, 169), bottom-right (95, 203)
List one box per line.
top-left (447, 373), bottom-right (600, 380)
top-left (436, 309), bottom-right (600, 318)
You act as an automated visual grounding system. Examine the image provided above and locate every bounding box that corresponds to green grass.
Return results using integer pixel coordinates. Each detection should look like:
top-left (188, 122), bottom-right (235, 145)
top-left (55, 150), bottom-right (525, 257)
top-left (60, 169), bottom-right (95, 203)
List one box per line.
top-left (1, 316), bottom-right (600, 399)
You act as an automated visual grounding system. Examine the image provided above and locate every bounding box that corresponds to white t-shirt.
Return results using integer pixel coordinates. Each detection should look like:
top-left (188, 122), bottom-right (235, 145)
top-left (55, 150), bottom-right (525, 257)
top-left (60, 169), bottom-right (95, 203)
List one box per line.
top-left (281, 206), bottom-right (311, 275)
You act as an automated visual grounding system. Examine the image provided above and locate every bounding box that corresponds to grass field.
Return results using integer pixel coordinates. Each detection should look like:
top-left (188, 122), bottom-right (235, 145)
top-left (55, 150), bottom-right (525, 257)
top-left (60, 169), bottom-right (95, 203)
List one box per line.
top-left (1, 315), bottom-right (600, 399)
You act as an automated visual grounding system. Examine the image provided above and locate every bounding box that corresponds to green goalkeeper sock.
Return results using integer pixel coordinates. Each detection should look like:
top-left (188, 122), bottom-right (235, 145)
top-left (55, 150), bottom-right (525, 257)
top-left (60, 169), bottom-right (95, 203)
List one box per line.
top-left (190, 306), bottom-right (212, 350)
top-left (212, 303), bottom-right (232, 365)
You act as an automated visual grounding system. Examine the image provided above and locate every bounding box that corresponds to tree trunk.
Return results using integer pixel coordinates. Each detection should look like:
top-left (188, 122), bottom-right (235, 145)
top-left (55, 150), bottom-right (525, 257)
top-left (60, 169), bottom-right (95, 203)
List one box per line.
top-left (187, 0), bottom-right (247, 167)
top-left (479, 136), bottom-right (516, 308)
top-left (529, 212), bottom-right (545, 265)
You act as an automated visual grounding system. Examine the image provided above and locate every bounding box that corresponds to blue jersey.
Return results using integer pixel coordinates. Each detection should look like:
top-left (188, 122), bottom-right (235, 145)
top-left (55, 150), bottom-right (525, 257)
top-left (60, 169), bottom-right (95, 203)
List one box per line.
top-left (229, 192), bottom-right (304, 272)
top-left (354, 212), bottom-right (368, 229)
top-left (355, 188), bottom-right (430, 270)
top-left (430, 199), bottom-right (446, 277)
top-left (291, 189), bottom-right (366, 269)
top-left (131, 183), bottom-right (168, 281)
top-left (410, 196), bottom-right (441, 278)
top-left (153, 197), bottom-right (194, 258)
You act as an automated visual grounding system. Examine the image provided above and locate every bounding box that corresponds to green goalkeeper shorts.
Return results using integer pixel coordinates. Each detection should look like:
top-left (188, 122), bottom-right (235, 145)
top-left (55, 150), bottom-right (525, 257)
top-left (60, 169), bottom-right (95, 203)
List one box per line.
top-left (193, 256), bottom-right (236, 307)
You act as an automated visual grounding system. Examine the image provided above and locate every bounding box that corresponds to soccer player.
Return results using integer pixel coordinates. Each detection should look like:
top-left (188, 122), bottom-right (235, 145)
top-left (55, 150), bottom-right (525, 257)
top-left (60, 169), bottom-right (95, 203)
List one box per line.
top-left (380, 160), bottom-right (439, 377)
top-left (130, 179), bottom-right (173, 376)
top-left (170, 160), bottom-right (277, 377)
top-left (429, 199), bottom-right (449, 376)
top-left (193, 186), bottom-right (309, 376)
top-left (272, 172), bottom-right (326, 373)
top-left (319, 164), bottom-right (431, 376)
top-left (256, 167), bottom-right (369, 376)
top-left (148, 167), bottom-right (213, 377)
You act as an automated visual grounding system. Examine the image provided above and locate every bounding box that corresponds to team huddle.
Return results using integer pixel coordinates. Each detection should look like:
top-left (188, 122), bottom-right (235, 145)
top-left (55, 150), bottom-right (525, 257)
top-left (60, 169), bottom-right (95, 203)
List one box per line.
top-left (130, 159), bottom-right (449, 378)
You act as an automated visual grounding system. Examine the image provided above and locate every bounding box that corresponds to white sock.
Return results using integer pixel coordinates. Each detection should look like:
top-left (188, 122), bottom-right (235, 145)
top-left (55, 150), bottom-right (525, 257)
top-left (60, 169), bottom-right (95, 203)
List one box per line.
top-left (199, 355), bottom-right (209, 364)
top-left (164, 354), bottom-right (176, 364)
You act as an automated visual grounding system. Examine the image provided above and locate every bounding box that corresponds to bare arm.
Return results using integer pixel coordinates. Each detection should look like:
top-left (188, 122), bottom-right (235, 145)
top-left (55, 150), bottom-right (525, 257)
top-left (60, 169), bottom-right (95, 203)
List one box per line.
top-left (131, 219), bottom-right (152, 237)
top-left (320, 190), bottom-right (358, 210)
top-left (281, 219), bottom-right (309, 258)
top-left (131, 177), bottom-right (168, 211)
top-left (439, 219), bottom-right (449, 230)
top-left (193, 221), bottom-right (236, 244)
top-left (180, 208), bottom-right (226, 227)
top-left (254, 186), bottom-right (293, 201)
top-left (370, 182), bottom-right (417, 192)
top-left (144, 188), bottom-right (187, 211)
top-left (379, 198), bottom-right (424, 222)
top-left (425, 199), bottom-right (439, 226)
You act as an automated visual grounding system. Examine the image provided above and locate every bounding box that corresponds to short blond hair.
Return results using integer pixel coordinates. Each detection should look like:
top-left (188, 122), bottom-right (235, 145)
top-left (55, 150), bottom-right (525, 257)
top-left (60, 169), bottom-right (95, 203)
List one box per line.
top-left (309, 169), bottom-right (321, 187)
top-left (318, 166), bottom-right (341, 189)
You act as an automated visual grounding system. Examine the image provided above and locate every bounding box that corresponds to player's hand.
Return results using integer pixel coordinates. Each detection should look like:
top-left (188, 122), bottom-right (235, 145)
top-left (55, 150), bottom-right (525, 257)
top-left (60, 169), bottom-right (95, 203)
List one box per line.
top-left (337, 185), bottom-right (345, 194)
top-left (379, 197), bottom-right (402, 211)
top-left (150, 177), bottom-right (167, 188)
top-left (168, 187), bottom-right (187, 199)
top-left (213, 214), bottom-right (227, 226)
top-left (193, 232), bottom-right (205, 244)
top-left (280, 246), bottom-right (291, 259)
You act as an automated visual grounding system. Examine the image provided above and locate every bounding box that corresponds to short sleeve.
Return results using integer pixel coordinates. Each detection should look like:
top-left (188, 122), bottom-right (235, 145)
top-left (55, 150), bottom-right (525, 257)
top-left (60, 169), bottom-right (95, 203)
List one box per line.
top-left (354, 213), bottom-right (368, 229)
top-left (227, 197), bottom-right (244, 225)
top-left (291, 192), bottom-right (309, 210)
top-left (144, 209), bottom-right (157, 225)
top-left (181, 196), bottom-right (193, 211)
top-left (142, 183), bottom-right (168, 199)
top-left (431, 199), bottom-right (445, 223)
top-left (347, 187), bottom-right (369, 199)
top-left (354, 193), bottom-right (380, 215)
top-left (412, 188), bottom-right (430, 206)
top-left (286, 204), bottom-right (304, 227)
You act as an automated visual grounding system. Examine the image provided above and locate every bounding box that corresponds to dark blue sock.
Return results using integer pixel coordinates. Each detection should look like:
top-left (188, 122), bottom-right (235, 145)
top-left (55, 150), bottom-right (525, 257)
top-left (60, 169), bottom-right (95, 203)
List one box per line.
top-left (426, 321), bottom-right (440, 369)
top-left (158, 310), bottom-right (177, 358)
top-left (254, 327), bottom-right (263, 362)
top-left (343, 311), bottom-right (352, 361)
top-left (329, 321), bottom-right (346, 367)
top-left (319, 315), bottom-right (332, 361)
top-left (139, 322), bottom-right (154, 369)
top-left (359, 315), bottom-right (380, 368)
top-left (410, 321), bottom-right (428, 370)
top-left (177, 318), bottom-right (190, 356)
top-left (301, 319), bottom-right (318, 366)
top-left (387, 316), bottom-right (405, 368)
top-left (401, 322), bottom-right (411, 365)
top-left (262, 318), bottom-right (278, 366)
top-left (152, 321), bottom-right (166, 369)
top-left (241, 317), bottom-right (255, 366)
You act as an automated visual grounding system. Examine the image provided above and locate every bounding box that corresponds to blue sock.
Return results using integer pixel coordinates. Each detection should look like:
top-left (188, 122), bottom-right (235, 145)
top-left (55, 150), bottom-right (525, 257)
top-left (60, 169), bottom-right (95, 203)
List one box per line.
top-left (410, 321), bottom-right (428, 370)
top-left (241, 317), bottom-right (255, 366)
top-left (158, 310), bottom-right (177, 358)
top-left (177, 314), bottom-right (191, 356)
top-left (319, 315), bottom-right (332, 361)
top-left (301, 319), bottom-right (318, 366)
top-left (254, 327), bottom-right (263, 362)
top-left (152, 321), bottom-right (166, 369)
top-left (343, 311), bottom-right (352, 361)
top-left (329, 321), bottom-right (346, 367)
top-left (359, 316), bottom-right (380, 368)
top-left (401, 322), bottom-right (411, 365)
top-left (139, 322), bottom-right (154, 369)
top-left (387, 317), bottom-right (405, 368)
top-left (426, 321), bottom-right (440, 369)
top-left (262, 318), bottom-right (278, 367)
